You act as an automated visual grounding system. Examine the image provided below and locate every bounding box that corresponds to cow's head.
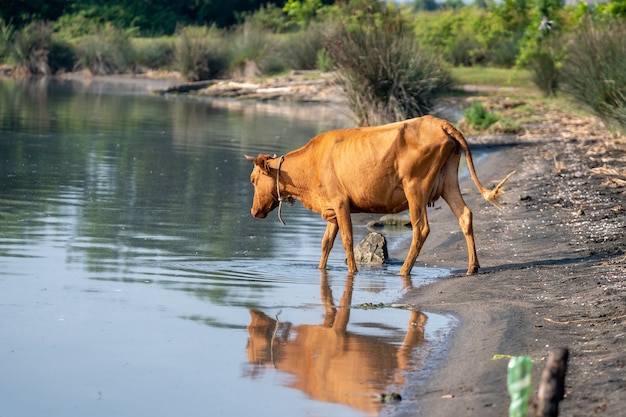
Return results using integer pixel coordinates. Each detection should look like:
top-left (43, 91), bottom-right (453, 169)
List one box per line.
top-left (245, 153), bottom-right (279, 219)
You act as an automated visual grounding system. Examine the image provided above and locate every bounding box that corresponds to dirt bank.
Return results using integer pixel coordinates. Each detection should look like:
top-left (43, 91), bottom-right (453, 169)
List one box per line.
top-left (393, 100), bottom-right (625, 416)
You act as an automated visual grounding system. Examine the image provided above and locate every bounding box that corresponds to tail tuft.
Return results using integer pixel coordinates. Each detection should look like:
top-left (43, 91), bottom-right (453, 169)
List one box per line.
top-left (483, 170), bottom-right (516, 209)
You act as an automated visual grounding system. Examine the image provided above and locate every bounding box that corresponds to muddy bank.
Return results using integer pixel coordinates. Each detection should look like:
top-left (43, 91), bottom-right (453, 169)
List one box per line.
top-left (392, 102), bottom-right (625, 416)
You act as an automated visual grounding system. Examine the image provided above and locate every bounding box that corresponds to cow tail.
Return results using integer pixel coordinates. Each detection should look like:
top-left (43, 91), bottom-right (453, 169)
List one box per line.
top-left (443, 123), bottom-right (515, 208)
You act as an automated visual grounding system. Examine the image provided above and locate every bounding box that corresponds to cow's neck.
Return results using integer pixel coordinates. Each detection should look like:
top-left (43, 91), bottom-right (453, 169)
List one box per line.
top-left (271, 151), bottom-right (308, 201)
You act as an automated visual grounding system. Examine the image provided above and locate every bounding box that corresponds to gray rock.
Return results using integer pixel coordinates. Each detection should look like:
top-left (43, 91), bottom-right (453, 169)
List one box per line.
top-left (354, 232), bottom-right (389, 266)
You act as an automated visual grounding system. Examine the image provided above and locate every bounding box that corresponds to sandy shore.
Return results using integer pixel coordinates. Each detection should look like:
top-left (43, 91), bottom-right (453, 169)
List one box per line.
top-left (390, 103), bottom-right (625, 416)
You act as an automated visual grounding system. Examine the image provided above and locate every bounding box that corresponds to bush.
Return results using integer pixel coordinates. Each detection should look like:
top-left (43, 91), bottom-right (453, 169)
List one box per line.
top-left (280, 22), bottom-right (328, 70)
top-left (132, 37), bottom-right (175, 70)
top-left (74, 24), bottom-right (134, 75)
top-left (463, 101), bottom-right (499, 130)
top-left (561, 16), bottom-right (626, 132)
top-left (0, 19), bottom-right (14, 63)
top-left (412, 6), bottom-right (522, 68)
top-left (326, 6), bottom-right (452, 126)
top-left (174, 25), bottom-right (229, 81)
top-left (11, 21), bottom-right (54, 75)
top-left (228, 20), bottom-right (275, 77)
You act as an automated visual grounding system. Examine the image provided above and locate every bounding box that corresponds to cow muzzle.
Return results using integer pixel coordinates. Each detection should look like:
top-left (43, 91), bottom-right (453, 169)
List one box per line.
top-left (251, 207), bottom-right (268, 219)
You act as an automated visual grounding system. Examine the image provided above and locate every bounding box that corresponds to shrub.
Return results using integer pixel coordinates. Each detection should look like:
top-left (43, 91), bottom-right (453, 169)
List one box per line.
top-left (561, 17), bottom-right (626, 132)
top-left (518, 31), bottom-right (564, 95)
top-left (174, 25), bottom-right (229, 81)
top-left (11, 21), bottom-right (54, 75)
top-left (326, 6), bottom-right (452, 126)
top-left (74, 24), bottom-right (134, 75)
top-left (228, 20), bottom-right (274, 77)
top-left (132, 37), bottom-right (175, 70)
top-left (412, 6), bottom-right (522, 68)
top-left (463, 101), bottom-right (499, 130)
top-left (280, 22), bottom-right (328, 70)
top-left (0, 19), bottom-right (14, 63)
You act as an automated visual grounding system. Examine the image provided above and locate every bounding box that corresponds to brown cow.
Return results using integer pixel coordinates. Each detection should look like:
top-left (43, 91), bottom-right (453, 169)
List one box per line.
top-left (246, 115), bottom-right (514, 275)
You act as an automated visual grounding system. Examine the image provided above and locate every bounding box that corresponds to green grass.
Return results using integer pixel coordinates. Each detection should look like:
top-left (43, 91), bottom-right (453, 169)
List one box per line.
top-left (451, 66), bottom-right (534, 89)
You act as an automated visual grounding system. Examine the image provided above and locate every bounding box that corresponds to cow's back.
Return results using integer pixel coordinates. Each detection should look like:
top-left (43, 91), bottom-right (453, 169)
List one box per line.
top-left (305, 116), bottom-right (456, 213)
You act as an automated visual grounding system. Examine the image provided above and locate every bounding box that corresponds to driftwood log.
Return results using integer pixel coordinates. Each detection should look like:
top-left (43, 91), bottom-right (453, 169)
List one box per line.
top-left (155, 80), bottom-right (214, 95)
top-left (533, 347), bottom-right (569, 417)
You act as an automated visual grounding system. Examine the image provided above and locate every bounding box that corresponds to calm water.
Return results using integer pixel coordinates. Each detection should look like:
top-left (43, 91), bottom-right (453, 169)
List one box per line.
top-left (0, 77), bottom-right (454, 417)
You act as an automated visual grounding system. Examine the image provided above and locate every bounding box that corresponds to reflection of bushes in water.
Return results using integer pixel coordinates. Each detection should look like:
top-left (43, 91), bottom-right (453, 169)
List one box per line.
top-left (561, 17), bottom-right (626, 133)
top-left (326, 7), bottom-right (452, 126)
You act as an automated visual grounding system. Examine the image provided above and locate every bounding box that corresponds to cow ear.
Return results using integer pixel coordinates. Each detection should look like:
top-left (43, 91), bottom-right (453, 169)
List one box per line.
top-left (259, 154), bottom-right (272, 174)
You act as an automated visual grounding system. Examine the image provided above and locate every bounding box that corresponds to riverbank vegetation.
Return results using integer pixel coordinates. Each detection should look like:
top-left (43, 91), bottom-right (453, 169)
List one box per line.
top-left (1, 0), bottom-right (625, 130)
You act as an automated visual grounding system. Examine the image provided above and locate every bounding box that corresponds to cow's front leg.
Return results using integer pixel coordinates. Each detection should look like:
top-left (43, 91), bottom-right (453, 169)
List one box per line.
top-left (318, 221), bottom-right (338, 270)
top-left (334, 201), bottom-right (357, 274)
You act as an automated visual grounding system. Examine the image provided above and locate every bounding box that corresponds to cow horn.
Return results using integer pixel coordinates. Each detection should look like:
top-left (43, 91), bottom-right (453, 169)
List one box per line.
top-left (244, 154), bottom-right (256, 162)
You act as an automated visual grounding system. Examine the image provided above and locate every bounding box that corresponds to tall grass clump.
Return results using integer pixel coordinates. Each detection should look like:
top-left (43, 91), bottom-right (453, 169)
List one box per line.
top-left (326, 5), bottom-right (452, 126)
top-left (132, 37), bottom-right (175, 70)
top-left (175, 25), bottom-right (229, 81)
top-left (11, 21), bottom-right (55, 75)
top-left (228, 20), bottom-right (277, 77)
top-left (561, 17), bottom-right (626, 132)
top-left (0, 19), bottom-right (14, 63)
top-left (280, 22), bottom-right (328, 70)
top-left (74, 24), bottom-right (134, 75)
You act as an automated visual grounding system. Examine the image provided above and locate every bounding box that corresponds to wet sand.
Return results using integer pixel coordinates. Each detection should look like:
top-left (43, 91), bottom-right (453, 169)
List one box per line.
top-left (393, 109), bottom-right (625, 416)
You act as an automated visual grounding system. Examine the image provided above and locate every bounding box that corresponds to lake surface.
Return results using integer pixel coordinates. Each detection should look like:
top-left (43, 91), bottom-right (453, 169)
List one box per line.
top-left (0, 77), bottom-right (454, 417)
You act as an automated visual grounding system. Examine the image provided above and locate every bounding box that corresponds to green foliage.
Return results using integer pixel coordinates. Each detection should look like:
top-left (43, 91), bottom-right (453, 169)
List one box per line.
top-left (132, 38), bottom-right (175, 70)
top-left (463, 101), bottom-right (499, 130)
top-left (1, 1), bottom-right (292, 35)
top-left (74, 24), bottom-right (133, 75)
top-left (515, 0), bottom-right (565, 95)
top-left (316, 49), bottom-right (333, 72)
top-left (11, 21), bottom-right (54, 75)
top-left (283, 0), bottom-right (323, 28)
top-left (279, 22), bottom-right (328, 70)
top-left (228, 20), bottom-right (273, 75)
top-left (53, 9), bottom-right (107, 38)
top-left (412, 6), bottom-right (523, 68)
top-left (597, 0), bottom-right (626, 19)
top-left (326, 3), bottom-right (452, 126)
top-left (0, 19), bottom-right (14, 62)
top-left (247, 3), bottom-right (294, 33)
top-left (174, 25), bottom-right (229, 81)
top-left (561, 16), bottom-right (626, 132)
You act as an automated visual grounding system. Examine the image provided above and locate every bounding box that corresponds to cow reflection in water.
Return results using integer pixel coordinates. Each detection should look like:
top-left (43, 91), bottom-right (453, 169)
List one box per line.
top-left (246, 272), bottom-right (427, 414)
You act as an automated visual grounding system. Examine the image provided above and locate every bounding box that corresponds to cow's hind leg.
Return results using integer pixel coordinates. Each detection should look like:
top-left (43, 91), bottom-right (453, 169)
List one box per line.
top-left (399, 189), bottom-right (430, 276)
top-left (318, 221), bottom-right (338, 270)
top-left (442, 172), bottom-right (480, 275)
